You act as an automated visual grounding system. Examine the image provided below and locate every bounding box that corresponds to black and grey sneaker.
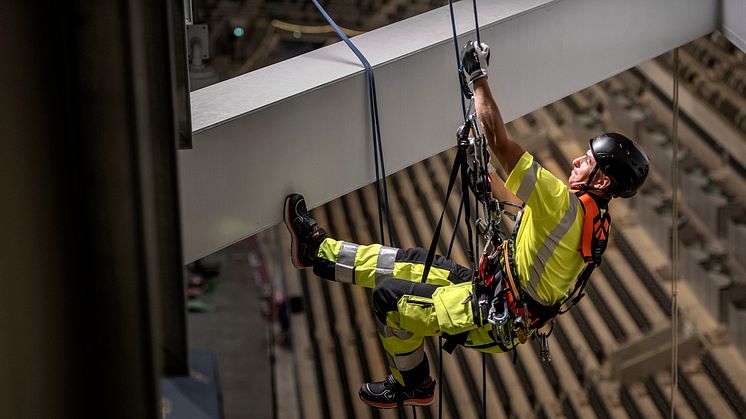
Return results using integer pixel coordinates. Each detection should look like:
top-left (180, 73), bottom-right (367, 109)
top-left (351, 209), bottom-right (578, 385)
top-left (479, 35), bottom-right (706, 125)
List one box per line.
top-left (283, 193), bottom-right (327, 268)
top-left (359, 375), bottom-right (435, 409)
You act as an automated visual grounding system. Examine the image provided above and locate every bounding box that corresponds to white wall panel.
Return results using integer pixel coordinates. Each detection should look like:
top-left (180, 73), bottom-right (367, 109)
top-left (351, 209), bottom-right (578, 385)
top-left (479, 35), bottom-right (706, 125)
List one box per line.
top-left (723, 0), bottom-right (746, 53)
top-left (180, 0), bottom-right (717, 262)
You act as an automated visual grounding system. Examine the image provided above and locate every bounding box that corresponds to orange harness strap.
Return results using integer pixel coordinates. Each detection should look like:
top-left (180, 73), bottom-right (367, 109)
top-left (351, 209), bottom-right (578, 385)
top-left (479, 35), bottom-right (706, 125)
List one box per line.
top-left (502, 242), bottom-right (530, 343)
top-left (576, 191), bottom-right (610, 265)
top-left (489, 191), bottom-right (611, 344)
top-left (502, 242), bottom-right (520, 303)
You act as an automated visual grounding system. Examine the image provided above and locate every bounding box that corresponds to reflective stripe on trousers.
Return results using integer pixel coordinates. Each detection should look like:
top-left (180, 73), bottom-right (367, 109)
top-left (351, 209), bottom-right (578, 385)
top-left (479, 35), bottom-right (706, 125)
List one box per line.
top-left (312, 238), bottom-right (500, 385)
top-left (314, 238), bottom-right (464, 288)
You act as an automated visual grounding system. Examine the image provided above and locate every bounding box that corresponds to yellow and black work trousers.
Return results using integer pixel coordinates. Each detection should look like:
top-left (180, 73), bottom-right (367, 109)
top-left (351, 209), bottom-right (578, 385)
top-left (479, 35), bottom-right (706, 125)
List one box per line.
top-left (313, 238), bottom-right (501, 387)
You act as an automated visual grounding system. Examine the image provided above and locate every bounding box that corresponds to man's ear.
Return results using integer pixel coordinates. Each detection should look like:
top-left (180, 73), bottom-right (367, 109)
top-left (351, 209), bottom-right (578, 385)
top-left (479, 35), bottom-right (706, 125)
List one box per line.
top-left (593, 173), bottom-right (612, 190)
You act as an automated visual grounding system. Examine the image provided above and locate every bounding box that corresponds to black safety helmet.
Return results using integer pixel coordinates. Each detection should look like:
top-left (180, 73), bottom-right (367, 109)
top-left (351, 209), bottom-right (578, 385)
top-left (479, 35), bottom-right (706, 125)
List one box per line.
top-left (589, 133), bottom-right (649, 198)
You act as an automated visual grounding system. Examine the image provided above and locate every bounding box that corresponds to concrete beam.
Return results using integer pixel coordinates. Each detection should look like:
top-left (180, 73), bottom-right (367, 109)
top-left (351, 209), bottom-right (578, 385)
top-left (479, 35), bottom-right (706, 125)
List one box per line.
top-left (179, 0), bottom-right (717, 262)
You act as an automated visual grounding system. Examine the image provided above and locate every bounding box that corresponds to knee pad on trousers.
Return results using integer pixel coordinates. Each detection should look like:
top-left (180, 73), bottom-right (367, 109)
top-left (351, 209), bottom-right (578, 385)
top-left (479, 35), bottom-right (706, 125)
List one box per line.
top-left (372, 279), bottom-right (400, 324)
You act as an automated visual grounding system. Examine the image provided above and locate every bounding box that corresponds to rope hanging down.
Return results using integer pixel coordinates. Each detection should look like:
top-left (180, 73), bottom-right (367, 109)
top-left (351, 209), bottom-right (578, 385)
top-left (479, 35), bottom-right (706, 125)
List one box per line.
top-left (428, 0), bottom-right (487, 418)
top-left (314, 1), bottom-right (485, 416)
top-left (670, 47), bottom-right (681, 419)
top-left (310, 0), bottom-right (394, 247)
top-left (425, 0), bottom-right (484, 286)
top-left (308, 3), bottom-right (402, 416)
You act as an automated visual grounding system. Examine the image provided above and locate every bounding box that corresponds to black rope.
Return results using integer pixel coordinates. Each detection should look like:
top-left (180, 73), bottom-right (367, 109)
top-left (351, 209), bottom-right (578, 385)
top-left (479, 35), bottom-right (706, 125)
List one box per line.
top-left (422, 148), bottom-right (470, 282)
top-left (368, 73), bottom-right (396, 246)
top-left (472, 0), bottom-right (481, 45)
top-left (473, 193), bottom-right (479, 267)
top-left (447, 0), bottom-right (467, 118)
top-left (438, 336), bottom-right (444, 419)
top-left (310, 0), bottom-right (394, 247)
top-left (482, 352), bottom-right (487, 419)
top-left (447, 197), bottom-right (464, 256)
top-left (436, 1), bottom-right (484, 419)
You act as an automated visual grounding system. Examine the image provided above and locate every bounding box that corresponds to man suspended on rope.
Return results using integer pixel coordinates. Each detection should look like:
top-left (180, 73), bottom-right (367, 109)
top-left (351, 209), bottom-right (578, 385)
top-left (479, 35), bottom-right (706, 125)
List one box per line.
top-left (283, 41), bottom-right (649, 409)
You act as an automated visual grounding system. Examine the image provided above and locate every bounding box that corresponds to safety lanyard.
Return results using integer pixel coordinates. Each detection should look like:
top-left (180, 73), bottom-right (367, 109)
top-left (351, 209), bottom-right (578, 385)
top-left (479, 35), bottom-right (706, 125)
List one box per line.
top-left (421, 146), bottom-right (474, 283)
top-left (423, 0), bottom-right (484, 282)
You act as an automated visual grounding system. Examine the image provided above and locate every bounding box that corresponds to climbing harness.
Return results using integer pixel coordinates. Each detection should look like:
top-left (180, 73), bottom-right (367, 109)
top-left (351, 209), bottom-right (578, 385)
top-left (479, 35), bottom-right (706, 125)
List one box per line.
top-left (471, 188), bottom-right (611, 360)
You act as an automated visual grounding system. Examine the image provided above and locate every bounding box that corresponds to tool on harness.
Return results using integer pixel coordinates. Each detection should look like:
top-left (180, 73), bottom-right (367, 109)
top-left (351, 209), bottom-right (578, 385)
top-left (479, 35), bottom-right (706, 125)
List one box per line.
top-left (479, 239), bottom-right (531, 348)
top-left (539, 331), bottom-right (551, 363)
top-left (425, 96), bottom-right (525, 355)
top-left (477, 189), bottom-right (612, 361)
top-left (422, 97), bottom-right (497, 287)
top-left (455, 100), bottom-right (537, 349)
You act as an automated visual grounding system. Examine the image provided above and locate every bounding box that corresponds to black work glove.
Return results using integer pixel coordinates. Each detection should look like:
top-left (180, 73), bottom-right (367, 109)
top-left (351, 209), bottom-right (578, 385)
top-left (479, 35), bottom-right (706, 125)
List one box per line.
top-left (459, 41), bottom-right (490, 97)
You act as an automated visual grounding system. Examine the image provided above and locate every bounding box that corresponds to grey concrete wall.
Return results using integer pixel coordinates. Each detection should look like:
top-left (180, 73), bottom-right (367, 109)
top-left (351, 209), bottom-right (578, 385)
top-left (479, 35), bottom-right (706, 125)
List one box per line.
top-left (180, 0), bottom-right (718, 262)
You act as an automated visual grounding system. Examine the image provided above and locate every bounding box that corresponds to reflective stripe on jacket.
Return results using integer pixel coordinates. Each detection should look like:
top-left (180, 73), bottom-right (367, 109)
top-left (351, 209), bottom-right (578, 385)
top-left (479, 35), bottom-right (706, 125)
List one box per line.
top-left (505, 151), bottom-right (586, 305)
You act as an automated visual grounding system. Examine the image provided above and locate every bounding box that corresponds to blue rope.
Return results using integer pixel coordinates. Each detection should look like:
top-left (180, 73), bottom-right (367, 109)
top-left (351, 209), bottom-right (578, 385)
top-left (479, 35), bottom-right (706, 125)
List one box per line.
top-left (309, 3), bottom-right (404, 416)
top-left (310, 0), bottom-right (394, 247)
top-left (368, 73), bottom-right (396, 246)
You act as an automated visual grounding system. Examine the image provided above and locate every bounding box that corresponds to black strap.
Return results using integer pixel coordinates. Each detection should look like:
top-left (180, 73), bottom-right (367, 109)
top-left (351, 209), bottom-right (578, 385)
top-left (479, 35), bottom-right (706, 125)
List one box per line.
top-left (440, 1), bottom-right (483, 417)
top-left (422, 148), bottom-right (473, 282)
top-left (459, 147), bottom-right (475, 266)
top-left (441, 332), bottom-right (468, 354)
top-left (558, 264), bottom-right (596, 314)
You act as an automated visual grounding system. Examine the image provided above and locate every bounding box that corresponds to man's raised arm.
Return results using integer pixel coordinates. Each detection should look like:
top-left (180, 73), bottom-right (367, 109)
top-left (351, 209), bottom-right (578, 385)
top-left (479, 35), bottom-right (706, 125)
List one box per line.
top-left (461, 42), bottom-right (525, 175)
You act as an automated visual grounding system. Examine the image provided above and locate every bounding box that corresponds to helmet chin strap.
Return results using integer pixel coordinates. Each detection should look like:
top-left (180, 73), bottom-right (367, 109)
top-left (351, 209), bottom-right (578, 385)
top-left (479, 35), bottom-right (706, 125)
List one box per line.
top-left (576, 165), bottom-right (612, 198)
top-left (570, 165), bottom-right (613, 199)
top-left (578, 165), bottom-right (599, 191)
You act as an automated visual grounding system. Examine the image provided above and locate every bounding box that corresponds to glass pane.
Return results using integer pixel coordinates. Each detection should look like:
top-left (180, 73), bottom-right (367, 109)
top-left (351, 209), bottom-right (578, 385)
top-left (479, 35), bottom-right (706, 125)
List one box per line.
top-left (189, 0), bottom-right (449, 90)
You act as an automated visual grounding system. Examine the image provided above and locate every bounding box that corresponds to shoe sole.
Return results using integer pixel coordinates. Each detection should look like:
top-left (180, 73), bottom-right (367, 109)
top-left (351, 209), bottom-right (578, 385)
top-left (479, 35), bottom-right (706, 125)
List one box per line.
top-left (358, 395), bottom-right (435, 409)
top-left (283, 195), bottom-right (306, 269)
